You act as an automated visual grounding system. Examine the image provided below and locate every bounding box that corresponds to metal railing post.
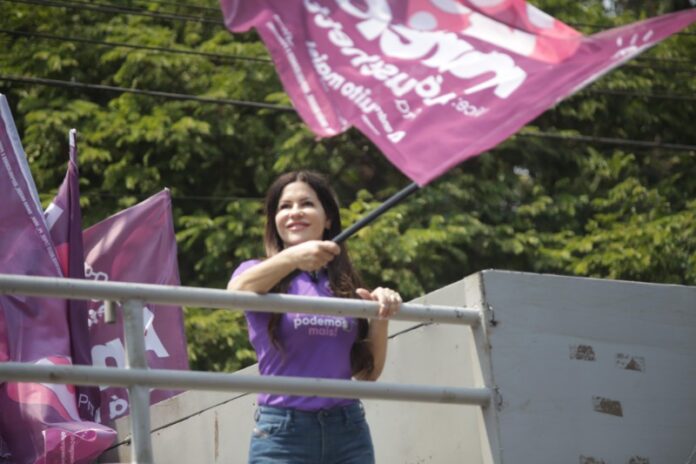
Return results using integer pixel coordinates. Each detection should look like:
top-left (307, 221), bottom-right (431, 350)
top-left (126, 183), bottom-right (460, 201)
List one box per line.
top-left (104, 299), bottom-right (116, 324)
top-left (122, 299), bottom-right (153, 464)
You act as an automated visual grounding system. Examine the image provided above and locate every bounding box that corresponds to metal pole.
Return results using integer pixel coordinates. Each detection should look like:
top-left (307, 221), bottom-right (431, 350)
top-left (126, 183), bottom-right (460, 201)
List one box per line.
top-left (0, 362), bottom-right (492, 407)
top-left (122, 300), bottom-right (153, 464)
top-left (0, 274), bottom-right (481, 326)
top-left (332, 182), bottom-right (420, 244)
top-left (104, 299), bottom-right (116, 324)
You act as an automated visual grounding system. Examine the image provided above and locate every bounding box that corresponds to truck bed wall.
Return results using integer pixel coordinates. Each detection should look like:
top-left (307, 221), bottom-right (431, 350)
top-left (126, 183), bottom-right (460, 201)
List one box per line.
top-left (101, 271), bottom-right (696, 463)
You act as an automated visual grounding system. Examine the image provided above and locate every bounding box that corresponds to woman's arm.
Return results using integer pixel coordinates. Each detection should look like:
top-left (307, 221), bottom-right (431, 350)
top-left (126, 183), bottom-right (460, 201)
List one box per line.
top-left (354, 287), bottom-right (402, 381)
top-left (227, 240), bottom-right (340, 293)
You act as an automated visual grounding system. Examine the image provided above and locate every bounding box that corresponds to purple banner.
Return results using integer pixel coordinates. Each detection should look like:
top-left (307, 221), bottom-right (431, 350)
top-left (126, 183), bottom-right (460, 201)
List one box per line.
top-left (220, 0), bottom-right (696, 185)
top-left (0, 95), bottom-right (115, 464)
top-left (82, 190), bottom-right (189, 423)
top-left (44, 129), bottom-right (101, 422)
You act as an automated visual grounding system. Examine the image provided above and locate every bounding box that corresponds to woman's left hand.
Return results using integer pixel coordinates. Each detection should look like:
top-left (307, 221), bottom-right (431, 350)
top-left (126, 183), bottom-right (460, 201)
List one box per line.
top-left (356, 287), bottom-right (402, 319)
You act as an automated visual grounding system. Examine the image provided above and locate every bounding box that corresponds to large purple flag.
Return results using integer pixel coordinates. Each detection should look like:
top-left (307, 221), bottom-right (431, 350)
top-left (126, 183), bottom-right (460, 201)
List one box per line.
top-left (220, 0), bottom-right (696, 185)
top-left (0, 95), bottom-right (116, 463)
top-left (44, 129), bottom-right (102, 423)
top-left (82, 190), bottom-right (189, 423)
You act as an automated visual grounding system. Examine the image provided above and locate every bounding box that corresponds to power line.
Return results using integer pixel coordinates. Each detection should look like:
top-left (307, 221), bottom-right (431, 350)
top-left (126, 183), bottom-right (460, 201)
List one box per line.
top-left (3, 73), bottom-right (693, 107)
top-left (2, 75), bottom-right (694, 152)
top-left (584, 88), bottom-right (696, 102)
top-left (102, 0), bottom-right (221, 15)
top-left (635, 56), bottom-right (696, 65)
top-left (3, 29), bottom-right (692, 72)
top-left (568, 21), bottom-right (696, 36)
top-left (0, 29), bottom-right (273, 64)
top-left (81, 190), bottom-right (263, 203)
top-left (0, 75), bottom-right (294, 111)
top-left (621, 62), bottom-right (696, 74)
top-left (47, 0), bottom-right (221, 20)
top-left (3, 0), bottom-right (224, 25)
top-left (6, 0), bottom-right (696, 38)
top-left (519, 130), bottom-right (696, 152)
top-left (2, 8), bottom-right (693, 68)
top-left (5, 28), bottom-right (694, 71)
top-left (81, 127), bottom-right (695, 205)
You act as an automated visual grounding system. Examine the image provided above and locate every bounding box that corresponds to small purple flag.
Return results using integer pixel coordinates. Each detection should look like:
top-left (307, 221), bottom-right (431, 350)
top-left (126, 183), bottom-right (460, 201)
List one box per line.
top-left (220, 0), bottom-right (696, 185)
top-left (0, 95), bottom-right (116, 464)
top-left (82, 190), bottom-right (189, 423)
top-left (45, 129), bottom-right (102, 422)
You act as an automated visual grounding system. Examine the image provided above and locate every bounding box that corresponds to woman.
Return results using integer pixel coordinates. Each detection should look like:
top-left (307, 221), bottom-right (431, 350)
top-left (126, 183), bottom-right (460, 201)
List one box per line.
top-left (228, 170), bottom-right (401, 464)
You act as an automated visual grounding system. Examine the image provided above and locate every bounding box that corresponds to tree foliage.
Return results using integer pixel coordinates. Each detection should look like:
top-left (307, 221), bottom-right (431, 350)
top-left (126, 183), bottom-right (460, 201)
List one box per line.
top-left (2, 0), bottom-right (695, 372)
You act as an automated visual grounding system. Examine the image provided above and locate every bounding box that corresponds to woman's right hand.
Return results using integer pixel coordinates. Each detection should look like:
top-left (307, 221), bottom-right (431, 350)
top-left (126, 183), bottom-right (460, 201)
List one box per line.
top-left (228, 240), bottom-right (340, 293)
top-left (285, 240), bottom-right (340, 272)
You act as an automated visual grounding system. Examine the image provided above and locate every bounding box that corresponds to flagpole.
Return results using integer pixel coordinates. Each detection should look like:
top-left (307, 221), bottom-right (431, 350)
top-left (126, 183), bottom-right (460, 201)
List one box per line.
top-left (332, 182), bottom-right (420, 244)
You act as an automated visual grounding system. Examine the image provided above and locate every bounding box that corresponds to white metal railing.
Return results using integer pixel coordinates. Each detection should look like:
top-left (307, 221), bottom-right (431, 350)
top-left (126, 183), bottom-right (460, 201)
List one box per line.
top-left (0, 273), bottom-right (489, 463)
top-left (0, 274), bottom-right (481, 325)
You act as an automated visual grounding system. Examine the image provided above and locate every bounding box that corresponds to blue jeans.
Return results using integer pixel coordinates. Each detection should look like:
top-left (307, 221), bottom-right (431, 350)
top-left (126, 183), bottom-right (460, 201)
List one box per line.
top-left (248, 402), bottom-right (375, 464)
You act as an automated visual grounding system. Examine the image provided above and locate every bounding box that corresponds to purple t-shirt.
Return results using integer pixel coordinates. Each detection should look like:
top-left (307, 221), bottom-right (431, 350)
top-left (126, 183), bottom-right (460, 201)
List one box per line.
top-left (231, 259), bottom-right (359, 411)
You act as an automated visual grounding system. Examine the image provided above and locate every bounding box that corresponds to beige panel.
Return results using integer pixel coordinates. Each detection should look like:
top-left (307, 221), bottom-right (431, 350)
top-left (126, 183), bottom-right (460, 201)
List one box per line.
top-left (100, 366), bottom-right (258, 463)
top-left (366, 275), bottom-right (490, 464)
top-left (481, 271), bottom-right (696, 464)
top-left (365, 323), bottom-right (487, 463)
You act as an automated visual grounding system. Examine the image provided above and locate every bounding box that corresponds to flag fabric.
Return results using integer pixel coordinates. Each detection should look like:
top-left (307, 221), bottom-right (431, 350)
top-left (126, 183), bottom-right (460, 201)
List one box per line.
top-left (0, 95), bottom-right (116, 464)
top-left (220, 0), bottom-right (696, 185)
top-left (82, 190), bottom-right (189, 423)
top-left (44, 129), bottom-right (101, 422)
top-left (0, 96), bottom-right (43, 214)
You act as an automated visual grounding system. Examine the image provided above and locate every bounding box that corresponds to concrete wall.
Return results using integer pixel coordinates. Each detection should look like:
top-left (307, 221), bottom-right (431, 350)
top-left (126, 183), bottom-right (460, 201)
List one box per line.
top-left (101, 271), bottom-right (696, 463)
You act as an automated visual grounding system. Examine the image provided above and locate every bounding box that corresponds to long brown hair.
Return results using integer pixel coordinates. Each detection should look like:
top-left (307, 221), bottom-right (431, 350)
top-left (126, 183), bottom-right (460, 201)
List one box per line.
top-left (263, 171), bottom-right (373, 377)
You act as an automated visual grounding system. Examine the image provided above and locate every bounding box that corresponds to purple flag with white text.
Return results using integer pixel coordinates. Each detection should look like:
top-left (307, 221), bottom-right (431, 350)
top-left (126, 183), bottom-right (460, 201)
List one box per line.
top-left (0, 95), bottom-right (116, 464)
top-left (220, 0), bottom-right (696, 185)
top-left (82, 190), bottom-right (189, 423)
top-left (44, 129), bottom-right (102, 423)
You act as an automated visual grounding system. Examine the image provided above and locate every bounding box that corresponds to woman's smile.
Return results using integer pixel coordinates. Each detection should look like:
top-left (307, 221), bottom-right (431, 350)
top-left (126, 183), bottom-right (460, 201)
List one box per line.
top-left (286, 221), bottom-right (309, 231)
